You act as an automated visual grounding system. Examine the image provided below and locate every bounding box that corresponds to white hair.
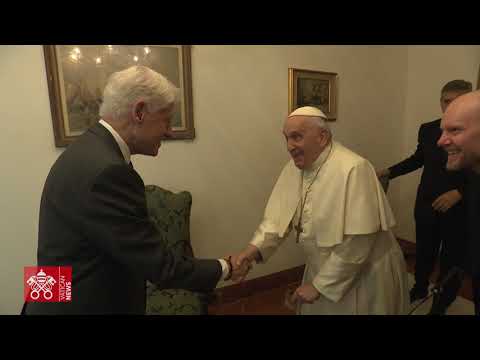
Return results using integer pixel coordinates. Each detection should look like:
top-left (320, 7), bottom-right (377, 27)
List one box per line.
top-left (307, 116), bottom-right (332, 136)
top-left (99, 66), bottom-right (179, 119)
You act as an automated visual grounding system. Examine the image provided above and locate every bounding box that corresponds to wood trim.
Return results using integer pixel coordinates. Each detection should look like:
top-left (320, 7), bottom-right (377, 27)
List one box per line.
top-left (395, 237), bottom-right (474, 301)
top-left (43, 45), bottom-right (72, 147)
top-left (396, 237), bottom-right (416, 256)
top-left (211, 237), bottom-right (476, 311)
top-left (477, 63), bottom-right (480, 90)
top-left (212, 265), bottom-right (305, 305)
top-left (211, 236), bottom-right (416, 307)
top-left (167, 45), bottom-right (195, 140)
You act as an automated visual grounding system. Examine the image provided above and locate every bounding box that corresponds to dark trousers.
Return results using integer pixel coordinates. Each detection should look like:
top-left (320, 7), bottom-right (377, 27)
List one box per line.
top-left (414, 201), bottom-right (466, 308)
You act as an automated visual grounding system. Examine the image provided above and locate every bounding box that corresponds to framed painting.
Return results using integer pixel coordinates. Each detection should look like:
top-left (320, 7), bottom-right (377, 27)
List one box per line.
top-left (477, 63), bottom-right (480, 90)
top-left (43, 45), bottom-right (194, 147)
top-left (288, 67), bottom-right (338, 120)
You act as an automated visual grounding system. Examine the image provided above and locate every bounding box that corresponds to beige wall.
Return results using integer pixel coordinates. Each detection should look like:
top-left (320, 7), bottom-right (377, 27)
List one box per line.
top-left (392, 46), bottom-right (480, 242)
top-left (0, 46), bottom-right (63, 314)
top-left (0, 45), bottom-right (477, 314)
top-left (134, 45), bottom-right (408, 286)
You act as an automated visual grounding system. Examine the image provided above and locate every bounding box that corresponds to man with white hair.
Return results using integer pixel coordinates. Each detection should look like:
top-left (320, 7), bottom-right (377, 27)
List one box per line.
top-left (233, 106), bottom-right (409, 315)
top-left (438, 90), bottom-right (480, 315)
top-left (24, 66), bottom-right (247, 315)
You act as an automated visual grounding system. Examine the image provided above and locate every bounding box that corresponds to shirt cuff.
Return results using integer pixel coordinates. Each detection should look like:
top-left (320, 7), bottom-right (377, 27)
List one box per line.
top-left (218, 259), bottom-right (230, 280)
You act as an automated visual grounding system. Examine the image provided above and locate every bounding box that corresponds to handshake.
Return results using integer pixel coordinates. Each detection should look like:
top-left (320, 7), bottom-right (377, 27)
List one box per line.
top-left (224, 244), bottom-right (261, 283)
top-left (221, 244), bottom-right (321, 310)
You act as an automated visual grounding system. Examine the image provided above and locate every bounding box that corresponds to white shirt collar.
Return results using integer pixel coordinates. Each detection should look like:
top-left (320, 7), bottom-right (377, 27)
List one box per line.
top-left (99, 119), bottom-right (131, 164)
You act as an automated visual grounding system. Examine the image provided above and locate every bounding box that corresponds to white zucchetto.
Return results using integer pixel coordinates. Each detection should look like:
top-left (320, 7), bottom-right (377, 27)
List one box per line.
top-left (288, 106), bottom-right (327, 119)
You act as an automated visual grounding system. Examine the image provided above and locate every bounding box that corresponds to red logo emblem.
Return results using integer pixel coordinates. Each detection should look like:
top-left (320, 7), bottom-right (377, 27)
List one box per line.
top-left (24, 266), bottom-right (72, 302)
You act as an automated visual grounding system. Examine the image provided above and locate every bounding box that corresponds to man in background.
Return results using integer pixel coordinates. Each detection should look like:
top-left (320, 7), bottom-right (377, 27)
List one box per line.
top-left (377, 80), bottom-right (472, 315)
top-left (438, 90), bottom-right (480, 315)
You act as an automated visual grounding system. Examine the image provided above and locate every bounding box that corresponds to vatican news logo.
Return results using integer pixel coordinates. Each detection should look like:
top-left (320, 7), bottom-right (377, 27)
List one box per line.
top-left (24, 266), bottom-right (72, 302)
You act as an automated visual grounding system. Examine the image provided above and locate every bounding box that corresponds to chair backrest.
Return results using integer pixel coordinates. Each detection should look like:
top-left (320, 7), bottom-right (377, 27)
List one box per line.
top-left (144, 185), bottom-right (194, 258)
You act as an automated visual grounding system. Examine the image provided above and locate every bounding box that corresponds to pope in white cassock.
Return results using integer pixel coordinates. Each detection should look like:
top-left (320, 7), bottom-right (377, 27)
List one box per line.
top-left (234, 106), bottom-right (410, 315)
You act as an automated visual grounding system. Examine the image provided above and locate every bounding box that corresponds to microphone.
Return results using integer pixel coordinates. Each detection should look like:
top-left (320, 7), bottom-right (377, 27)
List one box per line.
top-left (431, 267), bottom-right (465, 295)
top-left (407, 266), bottom-right (464, 315)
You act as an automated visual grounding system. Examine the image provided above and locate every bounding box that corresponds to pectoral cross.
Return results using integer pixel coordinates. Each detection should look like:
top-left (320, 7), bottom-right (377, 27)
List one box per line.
top-left (293, 143), bottom-right (332, 245)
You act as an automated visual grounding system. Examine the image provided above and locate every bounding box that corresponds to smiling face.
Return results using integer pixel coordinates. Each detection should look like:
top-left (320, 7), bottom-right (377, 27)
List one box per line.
top-left (438, 92), bottom-right (480, 173)
top-left (132, 102), bottom-right (175, 156)
top-left (283, 115), bottom-right (330, 169)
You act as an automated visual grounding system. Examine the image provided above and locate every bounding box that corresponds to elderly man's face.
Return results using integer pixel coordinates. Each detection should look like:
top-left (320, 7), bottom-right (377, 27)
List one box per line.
top-left (438, 96), bottom-right (480, 172)
top-left (283, 116), bottom-right (329, 169)
top-left (134, 104), bottom-right (174, 156)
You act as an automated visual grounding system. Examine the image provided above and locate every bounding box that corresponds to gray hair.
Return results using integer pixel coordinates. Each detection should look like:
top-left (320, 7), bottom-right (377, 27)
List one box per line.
top-left (307, 116), bottom-right (332, 136)
top-left (99, 66), bottom-right (179, 119)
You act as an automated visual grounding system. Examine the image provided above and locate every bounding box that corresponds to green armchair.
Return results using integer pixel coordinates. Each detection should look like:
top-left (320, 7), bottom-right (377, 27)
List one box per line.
top-left (144, 185), bottom-right (211, 315)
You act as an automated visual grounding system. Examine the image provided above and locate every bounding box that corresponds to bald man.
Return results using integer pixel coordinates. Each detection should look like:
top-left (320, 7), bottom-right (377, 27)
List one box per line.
top-left (232, 106), bottom-right (409, 315)
top-left (377, 80), bottom-right (471, 314)
top-left (438, 90), bottom-right (480, 315)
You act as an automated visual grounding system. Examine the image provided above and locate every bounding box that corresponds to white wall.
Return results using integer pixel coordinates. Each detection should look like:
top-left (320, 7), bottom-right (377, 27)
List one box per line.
top-left (0, 46), bottom-right (63, 314)
top-left (392, 46), bottom-right (480, 241)
top-left (5, 44), bottom-right (472, 314)
top-left (134, 45), bottom-right (408, 285)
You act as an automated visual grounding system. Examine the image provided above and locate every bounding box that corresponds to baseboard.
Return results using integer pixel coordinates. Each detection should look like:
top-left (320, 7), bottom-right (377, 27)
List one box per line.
top-left (213, 265), bottom-right (305, 304)
top-left (212, 236), bottom-right (416, 306)
top-left (396, 237), bottom-right (416, 256)
top-left (395, 238), bottom-right (474, 302)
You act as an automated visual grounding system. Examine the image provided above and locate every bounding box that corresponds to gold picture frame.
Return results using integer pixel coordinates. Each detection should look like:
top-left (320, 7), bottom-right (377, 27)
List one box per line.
top-left (477, 63), bottom-right (480, 90)
top-left (288, 67), bottom-right (338, 120)
top-left (43, 45), bottom-right (194, 147)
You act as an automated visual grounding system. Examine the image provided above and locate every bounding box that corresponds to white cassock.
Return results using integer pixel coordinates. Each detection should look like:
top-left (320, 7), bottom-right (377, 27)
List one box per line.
top-left (250, 141), bottom-right (410, 315)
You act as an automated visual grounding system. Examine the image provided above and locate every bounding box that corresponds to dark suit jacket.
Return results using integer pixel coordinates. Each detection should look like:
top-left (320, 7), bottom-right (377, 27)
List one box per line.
top-left (24, 123), bottom-right (221, 314)
top-left (465, 171), bottom-right (480, 276)
top-left (388, 118), bottom-right (467, 217)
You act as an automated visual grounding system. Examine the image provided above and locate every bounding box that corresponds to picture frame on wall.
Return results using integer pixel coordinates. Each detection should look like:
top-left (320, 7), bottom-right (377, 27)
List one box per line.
top-left (43, 45), bottom-right (194, 147)
top-left (477, 63), bottom-right (480, 90)
top-left (288, 67), bottom-right (338, 120)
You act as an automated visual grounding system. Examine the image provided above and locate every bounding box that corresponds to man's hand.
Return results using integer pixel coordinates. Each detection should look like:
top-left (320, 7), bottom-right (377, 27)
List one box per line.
top-left (229, 257), bottom-right (252, 282)
top-left (376, 168), bottom-right (390, 179)
top-left (289, 284), bottom-right (320, 305)
top-left (432, 189), bottom-right (462, 213)
top-left (229, 245), bottom-right (261, 283)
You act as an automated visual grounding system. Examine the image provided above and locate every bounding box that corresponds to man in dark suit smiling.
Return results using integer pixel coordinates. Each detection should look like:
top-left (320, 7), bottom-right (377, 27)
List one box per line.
top-left (377, 80), bottom-right (472, 315)
top-left (24, 66), bottom-right (247, 314)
